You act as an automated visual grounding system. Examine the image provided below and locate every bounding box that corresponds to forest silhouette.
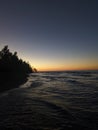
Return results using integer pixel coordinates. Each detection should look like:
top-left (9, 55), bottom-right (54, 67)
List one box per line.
top-left (0, 45), bottom-right (36, 92)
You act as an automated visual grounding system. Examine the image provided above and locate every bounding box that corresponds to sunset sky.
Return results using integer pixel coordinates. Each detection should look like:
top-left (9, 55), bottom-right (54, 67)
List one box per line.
top-left (0, 0), bottom-right (98, 71)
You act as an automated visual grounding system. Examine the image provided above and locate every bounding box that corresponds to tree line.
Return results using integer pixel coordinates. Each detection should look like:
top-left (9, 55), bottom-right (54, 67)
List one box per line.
top-left (0, 45), bottom-right (37, 74)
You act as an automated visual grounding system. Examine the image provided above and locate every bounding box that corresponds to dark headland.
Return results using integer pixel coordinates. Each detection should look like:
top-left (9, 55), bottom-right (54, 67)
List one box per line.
top-left (0, 45), bottom-right (37, 93)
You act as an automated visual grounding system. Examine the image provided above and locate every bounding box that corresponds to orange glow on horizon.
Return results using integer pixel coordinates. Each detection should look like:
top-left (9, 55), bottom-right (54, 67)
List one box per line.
top-left (32, 65), bottom-right (98, 72)
top-left (21, 54), bottom-right (98, 72)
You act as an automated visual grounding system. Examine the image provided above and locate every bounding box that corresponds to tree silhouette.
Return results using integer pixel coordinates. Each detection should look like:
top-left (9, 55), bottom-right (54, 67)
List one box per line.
top-left (0, 45), bottom-right (34, 73)
top-left (0, 45), bottom-right (37, 92)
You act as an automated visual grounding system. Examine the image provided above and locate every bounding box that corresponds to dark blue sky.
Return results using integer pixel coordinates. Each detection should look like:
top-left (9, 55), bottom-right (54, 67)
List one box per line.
top-left (0, 0), bottom-right (98, 70)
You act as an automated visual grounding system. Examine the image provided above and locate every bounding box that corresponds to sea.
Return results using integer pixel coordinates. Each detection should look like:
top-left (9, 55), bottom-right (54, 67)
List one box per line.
top-left (0, 70), bottom-right (98, 130)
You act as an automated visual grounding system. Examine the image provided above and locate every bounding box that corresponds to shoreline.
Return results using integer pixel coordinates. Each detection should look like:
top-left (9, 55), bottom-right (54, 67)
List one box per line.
top-left (0, 72), bottom-right (29, 93)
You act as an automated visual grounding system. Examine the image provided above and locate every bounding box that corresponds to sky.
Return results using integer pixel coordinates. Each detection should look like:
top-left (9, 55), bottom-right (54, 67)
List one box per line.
top-left (0, 0), bottom-right (98, 71)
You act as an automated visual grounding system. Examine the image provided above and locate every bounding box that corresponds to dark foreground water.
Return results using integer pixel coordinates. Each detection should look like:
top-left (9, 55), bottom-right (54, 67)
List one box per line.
top-left (0, 71), bottom-right (98, 130)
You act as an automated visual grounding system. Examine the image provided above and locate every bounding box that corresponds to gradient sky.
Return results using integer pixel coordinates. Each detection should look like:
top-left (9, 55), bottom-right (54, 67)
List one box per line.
top-left (0, 0), bottom-right (98, 71)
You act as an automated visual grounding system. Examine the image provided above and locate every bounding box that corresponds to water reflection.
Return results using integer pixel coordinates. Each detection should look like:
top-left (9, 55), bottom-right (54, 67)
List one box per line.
top-left (0, 71), bottom-right (98, 129)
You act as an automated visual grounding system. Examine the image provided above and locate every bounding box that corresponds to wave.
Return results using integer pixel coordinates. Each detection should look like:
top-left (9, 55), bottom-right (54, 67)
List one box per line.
top-left (0, 70), bottom-right (98, 129)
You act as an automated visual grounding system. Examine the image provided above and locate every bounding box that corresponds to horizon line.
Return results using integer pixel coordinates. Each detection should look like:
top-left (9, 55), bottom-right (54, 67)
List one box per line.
top-left (38, 69), bottom-right (98, 72)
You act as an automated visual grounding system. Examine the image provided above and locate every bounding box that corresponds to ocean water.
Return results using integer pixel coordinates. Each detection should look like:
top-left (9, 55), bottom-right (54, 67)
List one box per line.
top-left (0, 71), bottom-right (98, 130)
